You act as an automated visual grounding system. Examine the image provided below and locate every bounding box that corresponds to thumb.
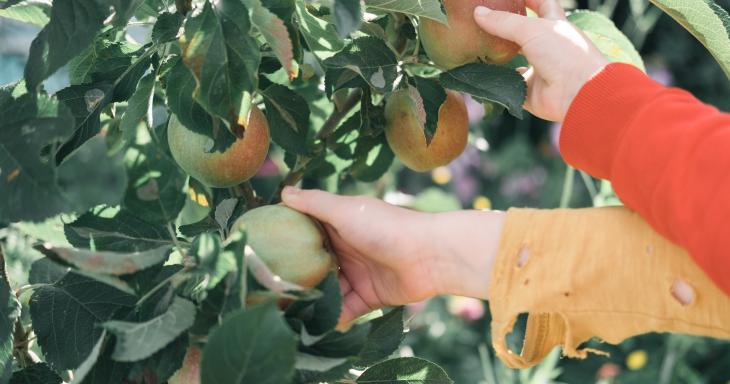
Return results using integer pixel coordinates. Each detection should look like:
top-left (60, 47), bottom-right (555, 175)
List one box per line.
top-left (281, 187), bottom-right (347, 224)
top-left (473, 6), bottom-right (544, 47)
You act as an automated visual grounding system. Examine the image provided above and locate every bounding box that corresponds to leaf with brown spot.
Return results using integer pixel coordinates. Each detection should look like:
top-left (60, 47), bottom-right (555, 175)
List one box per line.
top-left (35, 243), bottom-right (172, 276)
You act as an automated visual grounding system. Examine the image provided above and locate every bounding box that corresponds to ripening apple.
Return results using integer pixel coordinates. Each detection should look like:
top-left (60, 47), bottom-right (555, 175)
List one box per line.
top-left (167, 105), bottom-right (270, 188)
top-left (385, 88), bottom-right (468, 172)
top-left (234, 205), bottom-right (335, 288)
top-left (419, 0), bottom-right (527, 68)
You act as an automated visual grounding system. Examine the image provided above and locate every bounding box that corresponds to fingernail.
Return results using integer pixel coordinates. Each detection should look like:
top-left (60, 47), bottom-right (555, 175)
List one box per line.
top-left (282, 186), bottom-right (300, 199)
top-left (474, 6), bottom-right (491, 17)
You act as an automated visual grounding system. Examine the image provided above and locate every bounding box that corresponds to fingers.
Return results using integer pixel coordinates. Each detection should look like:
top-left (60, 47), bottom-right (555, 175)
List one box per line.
top-left (473, 6), bottom-right (544, 47)
top-left (525, 0), bottom-right (567, 20)
top-left (282, 186), bottom-right (354, 224)
top-left (338, 290), bottom-right (373, 328)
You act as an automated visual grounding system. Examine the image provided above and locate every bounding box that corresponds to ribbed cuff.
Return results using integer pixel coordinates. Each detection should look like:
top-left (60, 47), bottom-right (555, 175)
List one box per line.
top-left (559, 63), bottom-right (665, 179)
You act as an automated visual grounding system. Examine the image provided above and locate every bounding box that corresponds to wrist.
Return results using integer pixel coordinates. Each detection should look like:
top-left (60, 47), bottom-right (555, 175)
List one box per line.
top-left (425, 209), bottom-right (506, 300)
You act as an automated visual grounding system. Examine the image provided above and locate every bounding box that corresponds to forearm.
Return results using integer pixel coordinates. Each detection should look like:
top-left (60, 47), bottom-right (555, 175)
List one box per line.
top-left (428, 209), bottom-right (505, 300)
top-left (561, 63), bottom-right (730, 294)
top-left (488, 207), bottom-right (730, 369)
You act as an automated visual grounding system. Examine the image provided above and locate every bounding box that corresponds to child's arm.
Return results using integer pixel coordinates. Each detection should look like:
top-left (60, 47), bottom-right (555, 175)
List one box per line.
top-left (475, 0), bottom-right (730, 295)
top-left (282, 189), bottom-right (730, 367)
top-left (561, 63), bottom-right (730, 298)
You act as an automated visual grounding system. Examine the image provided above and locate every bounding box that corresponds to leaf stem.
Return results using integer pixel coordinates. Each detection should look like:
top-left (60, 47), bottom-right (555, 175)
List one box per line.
top-left (579, 170), bottom-right (598, 201)
top-left (166, 223), bottom-right (189, 260)
top-left (112, 44), bottom-right (159, 89)
top-left (136, 267), bottom-right (187, 306)
top-left (559, 164), bottom-right (575, 208)
top-left (15, 284), bottom-right (50, 297)
top-left (241, 181), bottom-right (264, 208)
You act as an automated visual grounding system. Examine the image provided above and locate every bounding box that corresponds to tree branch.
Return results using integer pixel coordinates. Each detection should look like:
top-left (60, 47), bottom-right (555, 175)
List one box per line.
top-left (269, 89), bottom-right (363, 203)
top-left (316, 89), bottom-right (363, 143)
top-left (1, 245), bottom-right (36, 368)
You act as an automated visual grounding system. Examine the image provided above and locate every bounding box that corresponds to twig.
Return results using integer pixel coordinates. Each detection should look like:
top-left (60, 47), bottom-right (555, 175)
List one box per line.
top-left (166, 223), bottom-right (187, 258)
top-left (316, 89), bottom-right (363, 143)
top-left (269, 156), bottom-right (312, 204)
top-left (240, 181), bottom-right (264, 208)
top-left (1, 245), bottom-right (35, 368)
top-left (270, 89), bottom-right (363, 203)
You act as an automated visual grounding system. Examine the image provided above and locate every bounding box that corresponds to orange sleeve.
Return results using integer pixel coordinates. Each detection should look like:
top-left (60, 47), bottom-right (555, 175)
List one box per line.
top-left (560, 63), bottom-right (730, 295)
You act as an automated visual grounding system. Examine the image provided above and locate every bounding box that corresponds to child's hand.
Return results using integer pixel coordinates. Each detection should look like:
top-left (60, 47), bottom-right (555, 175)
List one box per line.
top-left (474, 0), bottom-right (609, 122)
top-left (282, 187), bottom-right (505, 327)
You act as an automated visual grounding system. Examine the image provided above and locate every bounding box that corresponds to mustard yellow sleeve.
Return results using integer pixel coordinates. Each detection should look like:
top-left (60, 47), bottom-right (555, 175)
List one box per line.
top-left (489, 207), bottom-right (730, 369)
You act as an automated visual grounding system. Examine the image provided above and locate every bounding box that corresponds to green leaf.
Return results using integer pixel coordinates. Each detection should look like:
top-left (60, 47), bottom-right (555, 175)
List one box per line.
top-left (356, 357), bottom-right (453, 383)
top-left (201, 302), bottom-right (297, 384)
top-left (0, 93), bottom-right (126, 222)
top-left (246, 0), bottom-right (296, 79)
top-left (356, 307), bottom-right (405, 366)
top-left (294, 354), bottom-right (353, 382)
top-left (261, 84), bottom-right (311, 154)
top-left (76, 338), bottom-right (132, 384)
top-left (65, 206), bottom-right (173, 252)
top-left (351, 134), bottom-right (394, 182)
top-left (334, 0), bottom-right (363, 37)
top-left (261, 0), bottom-right (295, 20)
top-left (649, 0), bottom-right (730, 79)
top-left (67, 37), bottom-right (150, 99)
top-left (68, 331), bottom-right (106, 384)
top-left (411, 78), bottom-right (446, 139)
top-left (439, 63), bottom-right (526, 118)
top-left (0, 91), bottom-right (74, 219)
top-left (36, 243), bottom-right (172, 276)
top-left (0, 0), bottom-right (51, 27)
top-left (164, 59), bottom-right (218, 137)
top-left (126, 332), bottom-right (189, 383)
top-left (29, 257), bottom-right (69, 284)
top-left (103, 297), bottom-right (195, 362)
top-left (364, 0), bottom-right (446, 24)
top-left (300, 323), bottom-right (370, 358)
top-left (295, 0), bottom-right (345, 60)
top-left (54, 82), bottom-right (114, 161)
top-left (0, 277), bottom-right (20, 382)
top-left (29, 272), bottom-right (136, 370)
top-left (324, 37), bottom-right (399, 93)
top-left (179, 0), bottom-right (260, 126)
top-left (179, 216), bottom-right (219, 237)
top-left (285, 272), bottom-right (342, 336)
top-left (123, 143), bottom-right (187, 225)
top-left (152, 12), bottom-right (184, 44)
top-left (10, 363), bottom-right (62, 384)
top-left (24, 0), bottom-right (109, 89)
top-left (120, 72), bottom-right (156, 143)
top-left (110, 0), bottom-right (146, 26)
top-left (568, 10), bottom-right (645, 71)
top-left (55, 135), bottom-right (128, 208)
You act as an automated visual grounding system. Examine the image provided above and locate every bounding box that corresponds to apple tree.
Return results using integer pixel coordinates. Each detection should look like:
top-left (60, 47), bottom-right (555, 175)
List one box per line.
top-left (0, 0), bottom-right (728, 382)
